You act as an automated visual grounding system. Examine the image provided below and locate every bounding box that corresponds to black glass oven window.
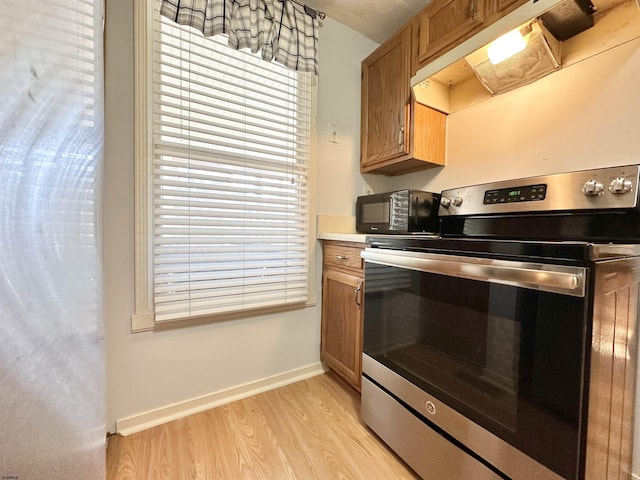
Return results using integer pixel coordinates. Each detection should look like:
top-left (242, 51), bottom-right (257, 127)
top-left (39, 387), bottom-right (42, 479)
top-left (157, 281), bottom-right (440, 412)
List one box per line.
top-left (363, 262), bottom-right (586, 480)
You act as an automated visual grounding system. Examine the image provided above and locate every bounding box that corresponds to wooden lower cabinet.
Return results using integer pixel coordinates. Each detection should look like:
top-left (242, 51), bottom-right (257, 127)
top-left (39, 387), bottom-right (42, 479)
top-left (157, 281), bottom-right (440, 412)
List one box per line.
top-left (321, 241), bottom-right (365, 391)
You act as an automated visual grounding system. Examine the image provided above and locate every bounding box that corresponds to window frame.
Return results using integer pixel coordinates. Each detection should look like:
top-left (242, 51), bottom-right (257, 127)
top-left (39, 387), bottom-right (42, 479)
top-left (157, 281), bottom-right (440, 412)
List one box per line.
top-left (132, 0), bottom-right (317, 332)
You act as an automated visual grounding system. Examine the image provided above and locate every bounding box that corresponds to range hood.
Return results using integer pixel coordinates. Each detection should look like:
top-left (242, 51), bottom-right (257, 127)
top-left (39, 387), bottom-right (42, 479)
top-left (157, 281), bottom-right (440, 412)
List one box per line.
top-left (410, 0), bottom-right (640, 114)
top-left (411, 0), bottom-right (566, 88)
top-left (540, 0), bottom-right (597, 39)
top-left (464, 20), bottom-right (561, 95)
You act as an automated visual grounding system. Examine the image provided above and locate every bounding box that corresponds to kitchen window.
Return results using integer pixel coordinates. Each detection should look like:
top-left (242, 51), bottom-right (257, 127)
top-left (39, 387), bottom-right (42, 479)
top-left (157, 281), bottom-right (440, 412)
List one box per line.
top-left (133, 0), bottom-right (316, 331)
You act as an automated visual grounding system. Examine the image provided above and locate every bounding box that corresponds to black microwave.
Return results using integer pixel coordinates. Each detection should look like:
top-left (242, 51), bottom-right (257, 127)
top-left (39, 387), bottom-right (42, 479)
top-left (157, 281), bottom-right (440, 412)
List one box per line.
top-left (356, 190), bottom-right (440, 234)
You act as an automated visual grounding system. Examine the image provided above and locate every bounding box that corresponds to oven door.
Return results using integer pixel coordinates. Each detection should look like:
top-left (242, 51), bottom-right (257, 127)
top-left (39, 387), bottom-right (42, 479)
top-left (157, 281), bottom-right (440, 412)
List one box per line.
top-left (361, 247), bottom-right (590, 480)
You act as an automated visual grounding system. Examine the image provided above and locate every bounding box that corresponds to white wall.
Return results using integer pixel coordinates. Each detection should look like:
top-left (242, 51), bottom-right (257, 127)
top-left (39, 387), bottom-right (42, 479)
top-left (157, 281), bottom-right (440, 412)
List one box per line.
top-left (315, 22), bottom-right (378, 216)
top-left (103, 0), bottom-right (378, 431)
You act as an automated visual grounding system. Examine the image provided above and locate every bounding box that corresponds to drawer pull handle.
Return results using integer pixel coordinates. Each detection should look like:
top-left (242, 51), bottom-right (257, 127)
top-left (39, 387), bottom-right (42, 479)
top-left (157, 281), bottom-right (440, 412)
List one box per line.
top-left (335, 255), bottom-right (350, 260)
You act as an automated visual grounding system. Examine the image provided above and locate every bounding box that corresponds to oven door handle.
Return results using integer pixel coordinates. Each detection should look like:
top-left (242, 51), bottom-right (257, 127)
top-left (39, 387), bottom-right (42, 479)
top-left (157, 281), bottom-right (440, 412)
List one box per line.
top-left (361, 248), bottom-right (586, 297)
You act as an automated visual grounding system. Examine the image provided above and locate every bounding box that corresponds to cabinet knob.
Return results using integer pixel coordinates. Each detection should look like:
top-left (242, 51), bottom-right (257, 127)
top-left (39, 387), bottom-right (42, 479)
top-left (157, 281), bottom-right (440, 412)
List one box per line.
top-left (582, 179), bottom-right (604, 196)
top-left (609, 177), bottom-right (633, 194)
top-left (335, 255), bottom-right (349, 260)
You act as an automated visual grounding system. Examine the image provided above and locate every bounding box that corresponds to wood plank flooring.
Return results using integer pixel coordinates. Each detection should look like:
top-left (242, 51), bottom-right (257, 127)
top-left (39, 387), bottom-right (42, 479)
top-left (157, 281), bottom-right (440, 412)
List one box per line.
top-left (107, 372), bottom-right (420, 480)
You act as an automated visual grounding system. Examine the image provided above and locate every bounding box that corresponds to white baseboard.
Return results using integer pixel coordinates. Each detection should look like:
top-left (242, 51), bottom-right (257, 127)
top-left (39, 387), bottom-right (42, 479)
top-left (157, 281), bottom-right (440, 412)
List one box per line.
top-left (116, 362), bottom-right (327, 436)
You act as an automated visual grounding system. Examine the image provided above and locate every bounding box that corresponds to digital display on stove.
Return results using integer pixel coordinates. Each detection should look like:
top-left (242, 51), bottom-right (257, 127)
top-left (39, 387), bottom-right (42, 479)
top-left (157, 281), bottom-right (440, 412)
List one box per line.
top-left (483, 184), bottom-right (547, 204)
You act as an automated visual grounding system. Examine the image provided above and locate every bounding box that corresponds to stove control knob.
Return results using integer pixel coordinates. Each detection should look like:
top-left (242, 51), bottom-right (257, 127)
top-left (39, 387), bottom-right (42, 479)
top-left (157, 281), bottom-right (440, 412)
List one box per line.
top-left (582, 179), bottom-right (604, 196)
top-left (440, 197), bottom-right (451, 208)
top-left (609, 177), bottom-right (633, 194)
top-left (452, 196), bottom-right (463, 207)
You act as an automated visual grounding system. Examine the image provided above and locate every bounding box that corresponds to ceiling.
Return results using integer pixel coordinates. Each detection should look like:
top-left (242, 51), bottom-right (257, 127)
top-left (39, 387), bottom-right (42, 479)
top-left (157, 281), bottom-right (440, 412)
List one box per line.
top-left (303, 0), bottom-right (432, 44)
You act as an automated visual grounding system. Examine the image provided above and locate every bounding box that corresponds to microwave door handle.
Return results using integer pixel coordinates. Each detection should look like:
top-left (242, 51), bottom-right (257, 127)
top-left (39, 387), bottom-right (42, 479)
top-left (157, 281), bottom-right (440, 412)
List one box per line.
top-left (361, 249), bottom-right (586, 297)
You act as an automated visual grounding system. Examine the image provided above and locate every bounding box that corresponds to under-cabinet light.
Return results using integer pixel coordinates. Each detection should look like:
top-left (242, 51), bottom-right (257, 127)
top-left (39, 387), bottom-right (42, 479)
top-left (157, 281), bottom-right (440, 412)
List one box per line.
top-left (487, 29), bottom-right (527, 65)
top-left (465, 21), bottom-right (561, 95)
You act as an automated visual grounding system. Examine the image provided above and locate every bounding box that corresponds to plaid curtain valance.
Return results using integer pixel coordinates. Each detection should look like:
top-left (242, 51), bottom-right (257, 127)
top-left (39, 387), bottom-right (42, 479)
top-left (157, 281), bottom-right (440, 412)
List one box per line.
top-left (160, 0), bottom-right (319, 74)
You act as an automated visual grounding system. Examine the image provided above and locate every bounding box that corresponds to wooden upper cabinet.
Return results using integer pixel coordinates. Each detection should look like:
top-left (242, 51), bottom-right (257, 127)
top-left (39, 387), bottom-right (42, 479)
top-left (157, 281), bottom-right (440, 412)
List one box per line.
top-left (361, 25), bottom-right (446, 176)
top-left (488, 0), bottom-right (529, 22)
top-left (414, 0), bottom-right (530, 71)
top-left (361, 26), bottom-right (412, 169)
top-left (416, 0), bottom-right (485, 67)
top-left (495, 0), bottom-right (524, 12)
top-left (360, 0), bottom-right (530, 175)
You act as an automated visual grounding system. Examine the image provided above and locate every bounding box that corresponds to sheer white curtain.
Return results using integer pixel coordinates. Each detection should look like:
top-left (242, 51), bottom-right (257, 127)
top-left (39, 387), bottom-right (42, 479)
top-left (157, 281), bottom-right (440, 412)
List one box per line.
top-left (0, 1), bottom-right (104, 478)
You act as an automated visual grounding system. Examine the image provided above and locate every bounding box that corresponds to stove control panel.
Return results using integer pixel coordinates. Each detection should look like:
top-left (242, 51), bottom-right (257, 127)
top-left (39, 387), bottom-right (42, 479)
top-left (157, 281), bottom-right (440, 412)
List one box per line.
top-left (483, 184), bottom-right (547, 204)
top-left (439, 164), bottom-right (640, 216)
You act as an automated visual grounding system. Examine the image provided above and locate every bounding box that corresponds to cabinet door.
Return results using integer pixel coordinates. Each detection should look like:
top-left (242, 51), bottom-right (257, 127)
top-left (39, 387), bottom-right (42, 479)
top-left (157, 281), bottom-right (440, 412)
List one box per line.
top-left (417, 0), bottom-right (485, 66)
top-left (321, 269), bottom-right (363, 390)
top-left (361, 26), bottom-right (411, 169)
top-left (496, 0), bottom-right (521, 11)
top-left (481, 0), bottom-right (529, 24)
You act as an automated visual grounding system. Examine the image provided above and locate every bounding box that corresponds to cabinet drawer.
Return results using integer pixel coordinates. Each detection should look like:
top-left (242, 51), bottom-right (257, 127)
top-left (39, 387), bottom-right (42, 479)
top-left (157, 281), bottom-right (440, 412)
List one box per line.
top-left (323, 242), bottom-right (365, 273)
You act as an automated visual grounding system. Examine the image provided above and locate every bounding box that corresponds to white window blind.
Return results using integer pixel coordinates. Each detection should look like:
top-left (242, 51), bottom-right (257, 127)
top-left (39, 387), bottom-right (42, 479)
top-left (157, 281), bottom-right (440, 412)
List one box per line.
top-left (151, 4), bottom-right (312, 323)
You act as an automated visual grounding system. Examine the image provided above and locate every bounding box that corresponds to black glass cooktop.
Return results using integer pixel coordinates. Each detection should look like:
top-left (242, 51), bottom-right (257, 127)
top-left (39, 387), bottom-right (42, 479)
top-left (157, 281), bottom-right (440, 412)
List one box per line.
top-left (368, 208), bottom-right (640, 263)
top-left (366, 236), bottom-right (598, 263)
top-left (440, 210), bottom-right (640, 244)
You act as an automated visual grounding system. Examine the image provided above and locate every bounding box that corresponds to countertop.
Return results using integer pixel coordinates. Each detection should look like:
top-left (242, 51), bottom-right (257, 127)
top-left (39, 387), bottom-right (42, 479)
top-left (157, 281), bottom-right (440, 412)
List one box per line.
top-left (318, 232), bottom-right (369, 243)
top-left (318, 232), bottom-right (441, 243)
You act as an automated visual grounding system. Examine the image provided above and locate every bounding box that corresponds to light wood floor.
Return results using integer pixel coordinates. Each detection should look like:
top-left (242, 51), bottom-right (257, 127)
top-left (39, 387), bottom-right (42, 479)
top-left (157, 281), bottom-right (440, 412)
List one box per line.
top-left (107, 372), bottom-right (420, 480)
